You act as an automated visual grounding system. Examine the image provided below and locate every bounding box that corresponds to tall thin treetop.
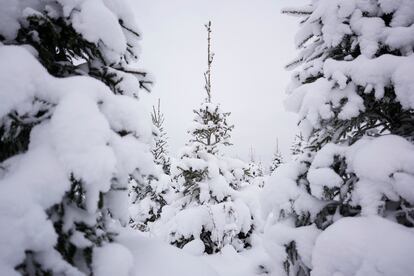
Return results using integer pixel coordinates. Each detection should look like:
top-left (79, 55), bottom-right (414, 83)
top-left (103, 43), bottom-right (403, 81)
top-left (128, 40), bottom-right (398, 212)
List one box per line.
top-left (152, 98), bottom-right (164, 128)
top-left (204, 21), bottom-right (214, 103)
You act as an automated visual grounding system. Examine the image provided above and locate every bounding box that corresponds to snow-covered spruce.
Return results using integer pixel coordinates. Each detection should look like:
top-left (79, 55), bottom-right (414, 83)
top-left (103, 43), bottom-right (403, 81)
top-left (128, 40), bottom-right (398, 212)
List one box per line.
top-left (290, 133), bottom-right (306, 159)
top-left (269, 141), bottom-right (284, 174)
top-left (246, 161), bottom-right (266, 188)
top-left (129, 172), bottom-right (173, 232)
top-left (128, 99), bottom-right (174, 231)
top-left (161, 102), bottom-right (254, 254)
top-left (154, 22), bottom-right (255, 254)
top-left (0, 1), bottom-right (156, 275)
top-left (245, 148), bottom-right (266, 187)
top-left (247, 160), bottom-right (264, 178)
top-left (263, 1), bottom-right (414, 275)
top-left (151, 99), bottom-right (171, 175)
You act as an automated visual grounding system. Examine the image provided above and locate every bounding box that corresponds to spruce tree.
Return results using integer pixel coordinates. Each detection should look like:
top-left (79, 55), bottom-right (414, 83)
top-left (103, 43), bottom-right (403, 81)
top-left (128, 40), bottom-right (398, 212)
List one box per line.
top-left (128, 99), bottom-right (173, 231)
top-left (166, 21), bottom-right (254, 254)
top-left (151, 99), bottom-right (171, 175)
top-left (247, 147), bottom-right (264, 178)
top-left (0, 1), bottom-right (153, 274)
top-left (243, 147), bottom-right (266, 187)
top-left (269, 140), bottom-right (284, 174)
top-left (264, 1), bottom-right (414, 275)
top-left (129, 172), bottom-right (171, 231)
top-left (290, 133), bottom-right (305, 158)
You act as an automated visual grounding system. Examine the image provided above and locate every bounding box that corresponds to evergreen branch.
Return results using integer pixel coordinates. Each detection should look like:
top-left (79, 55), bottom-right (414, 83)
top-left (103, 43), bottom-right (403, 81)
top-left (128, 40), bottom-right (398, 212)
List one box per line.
top-left (119, 19), bottom-right (140, 38)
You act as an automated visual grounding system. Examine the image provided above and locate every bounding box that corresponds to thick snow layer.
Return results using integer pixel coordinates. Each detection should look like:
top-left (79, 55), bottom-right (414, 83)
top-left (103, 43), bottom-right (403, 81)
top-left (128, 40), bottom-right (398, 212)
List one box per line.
top-left (308, 167), bottom-right (343, 199)
top-left (70, 0), bottom-right (127, 59)
top-left (51, 91), bottom-right (117, 212)
top-left (325, 55), bottom-right (414, 107)
top-left (379, 0), bottom-right (414, 27)
top-left (261, 162), bottom-right (324, 222)
top-left (264, 222), bottom-right (321, 274)
top-left (299, 0), bottom-right (414, 51)
top-left (307, 135), bottom-right (414, 215)
top-left (0, 0), bottom-right (142, 64)
top-left (347, 135), bottom-right (414, 185)
top-left (166, 205), bottom-right (211, 241)
top-left (182, 239), bottom-right (205, 256)
top-left (159, 197), bottom-right (253, 251)
top-left (350, 10), bottom-right (385, 58)
top-left (285, 0), bottom-right (414, 136)
top-left (312, 216), bottom-right (414, 276)
top-left (347, 135), bottom-right (414, 214)
top-left (238, 184), bottom-right (265, 232)
top-left (287, 55), bottom-right (414, 131)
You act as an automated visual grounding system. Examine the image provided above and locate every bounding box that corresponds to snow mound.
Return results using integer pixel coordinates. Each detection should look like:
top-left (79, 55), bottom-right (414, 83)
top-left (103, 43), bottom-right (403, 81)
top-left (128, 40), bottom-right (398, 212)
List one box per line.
top-left (182, 239), bottom-right (205, 256)
top-left (312, 216), bottom-right (414, 276)
top-left (117, 229), bottom-right (219, 276)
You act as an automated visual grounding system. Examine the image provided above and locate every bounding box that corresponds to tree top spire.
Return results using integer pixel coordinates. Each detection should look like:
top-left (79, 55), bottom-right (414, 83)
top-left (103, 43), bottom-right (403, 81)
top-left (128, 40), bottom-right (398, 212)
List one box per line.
top-left (152, 98), bottom-right (164, 128)
top-left (204, 21), bottom-right (214, 103)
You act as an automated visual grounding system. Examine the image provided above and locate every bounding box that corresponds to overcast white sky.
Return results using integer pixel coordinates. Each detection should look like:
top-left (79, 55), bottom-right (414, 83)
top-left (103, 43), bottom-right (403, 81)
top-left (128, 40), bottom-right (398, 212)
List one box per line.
top-left (133, 0), bottom-right (307, 165)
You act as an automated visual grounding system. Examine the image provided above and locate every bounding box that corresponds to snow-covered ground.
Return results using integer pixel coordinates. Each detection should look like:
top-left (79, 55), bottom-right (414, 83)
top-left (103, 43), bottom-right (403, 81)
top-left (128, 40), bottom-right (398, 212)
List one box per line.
top-left (118, 230), bottom-right (220, 276)
top-left (131, 214), bottom-right (414, 276)
top-left (132, 233), bottom-right (272, 276)
top-left (203, 241), bottom-right (271, 276)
